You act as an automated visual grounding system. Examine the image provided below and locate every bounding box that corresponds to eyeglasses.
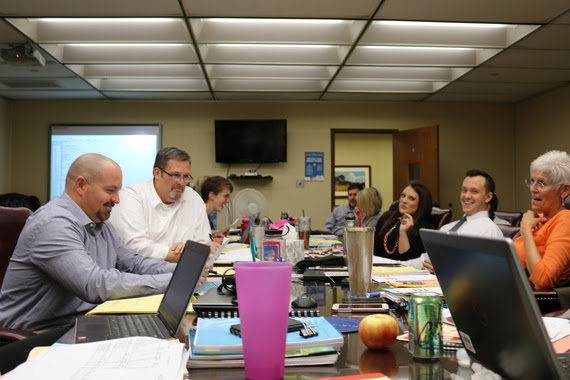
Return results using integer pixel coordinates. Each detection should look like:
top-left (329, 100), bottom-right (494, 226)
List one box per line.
top-left (157, 167), bottom-right (193, 183)
top-left (525, 178), bottom-right (548, 190)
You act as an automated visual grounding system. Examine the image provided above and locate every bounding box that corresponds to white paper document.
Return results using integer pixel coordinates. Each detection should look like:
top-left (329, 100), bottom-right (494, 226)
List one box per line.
top-left (3, 337), bottom-right (188, 380)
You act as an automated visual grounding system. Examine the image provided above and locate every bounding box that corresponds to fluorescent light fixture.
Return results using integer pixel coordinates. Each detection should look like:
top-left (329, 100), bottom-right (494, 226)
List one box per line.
top-left (62, 43), bottom-right (189, 47)
top-left (376, 21), bottom-right (509, 29)
top-left (211, 44), bottom-right (336, 49)
top-left (207, 18), bottom-right (345, 24)
top-left (360, 45), bottom-right (476, 52)
top-left (35, 18), bottom-right (177, 23)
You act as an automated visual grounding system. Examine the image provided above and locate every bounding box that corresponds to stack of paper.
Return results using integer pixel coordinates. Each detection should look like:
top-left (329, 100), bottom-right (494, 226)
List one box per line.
top-left (188, 316), bottom-right (343, 368)
top-left (2, 337), bottom-right (188, 380)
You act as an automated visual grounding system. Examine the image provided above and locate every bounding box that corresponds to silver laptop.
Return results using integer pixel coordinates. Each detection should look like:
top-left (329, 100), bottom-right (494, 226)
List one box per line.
top-left (420, 229), bottom-right (569, 379)
top-left (74, 240), bottom-right (210, 343)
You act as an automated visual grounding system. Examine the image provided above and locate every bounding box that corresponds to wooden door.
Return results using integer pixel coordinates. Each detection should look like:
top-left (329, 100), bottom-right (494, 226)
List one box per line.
top-left (393, 125), bottom-right (439, 205)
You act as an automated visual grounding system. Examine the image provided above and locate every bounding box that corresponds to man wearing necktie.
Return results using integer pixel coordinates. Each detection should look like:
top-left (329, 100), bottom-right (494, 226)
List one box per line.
top-left (423, 170), bottom-right (503, 272)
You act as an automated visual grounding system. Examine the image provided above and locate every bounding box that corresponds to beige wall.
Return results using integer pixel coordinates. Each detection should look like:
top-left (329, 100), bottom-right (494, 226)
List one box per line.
top-left (5, 100), bottom-right (518, 227)
top-left (334, 133), bottom-right (393, 211)
top-left (514, 85), bottom-right (570, 211)
top-left (0, 98), bottom-right (10, 193)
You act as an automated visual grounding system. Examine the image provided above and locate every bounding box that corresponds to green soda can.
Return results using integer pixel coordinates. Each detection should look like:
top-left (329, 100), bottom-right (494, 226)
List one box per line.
top-left (408, 292), bottom-right (443, 359)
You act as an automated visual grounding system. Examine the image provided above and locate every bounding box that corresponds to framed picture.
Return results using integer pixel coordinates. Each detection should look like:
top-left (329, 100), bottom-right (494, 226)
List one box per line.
top-left (334, 165), bottom-right (371, 198)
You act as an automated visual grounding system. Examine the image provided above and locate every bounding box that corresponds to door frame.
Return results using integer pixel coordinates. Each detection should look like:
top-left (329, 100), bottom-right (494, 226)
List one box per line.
top-left (330, 128), bottom-right (396, 211)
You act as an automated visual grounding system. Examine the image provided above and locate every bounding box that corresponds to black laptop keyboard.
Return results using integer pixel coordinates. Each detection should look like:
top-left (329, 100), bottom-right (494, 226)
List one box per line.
top-left (108, 314), bottom-right (172, 339)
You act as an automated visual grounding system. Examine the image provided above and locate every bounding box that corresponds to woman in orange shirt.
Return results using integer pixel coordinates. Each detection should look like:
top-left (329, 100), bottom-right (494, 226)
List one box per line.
top-left (515, 150), bottom-right (570, 290)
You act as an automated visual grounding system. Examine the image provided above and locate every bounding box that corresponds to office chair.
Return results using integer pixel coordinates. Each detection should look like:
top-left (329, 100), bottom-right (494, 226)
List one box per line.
top-left (385, 201), bottom-right (452, 230)
top-left (0, 206), bottom-right (36, 346)
top-left (498, 224), bottom-right (521, 239)
top-left (430, 207), bottom-right (452, 230)
top-left (0, 206), bottom-right (32, 287)
top-left (0, 328), bottom-right (36, 346)
top-left (0, 193), bottom-right (41, 212)
top-left (494, 211), bottom-right (523, 227)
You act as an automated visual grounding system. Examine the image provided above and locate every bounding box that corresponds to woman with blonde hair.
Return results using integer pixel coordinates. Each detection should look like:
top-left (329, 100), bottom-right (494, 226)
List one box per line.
top-left (355, 187), bottom-right (383, 227)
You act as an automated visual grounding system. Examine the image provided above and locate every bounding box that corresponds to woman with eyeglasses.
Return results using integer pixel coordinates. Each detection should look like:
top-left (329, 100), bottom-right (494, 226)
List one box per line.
top-left (514, 150), bottom-right (570, 290)
top-left (198, 176), bottom-right (234, 244)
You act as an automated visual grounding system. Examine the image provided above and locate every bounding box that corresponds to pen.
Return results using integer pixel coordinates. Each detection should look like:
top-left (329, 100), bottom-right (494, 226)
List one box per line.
top-left (366, 292), bottom-right (383, 298)
top-left (208, 269), bottom-right (223, 276)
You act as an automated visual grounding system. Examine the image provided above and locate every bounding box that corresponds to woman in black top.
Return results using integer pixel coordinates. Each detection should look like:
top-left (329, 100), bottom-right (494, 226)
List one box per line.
top-left (374, 182), bottom-right (433, 261)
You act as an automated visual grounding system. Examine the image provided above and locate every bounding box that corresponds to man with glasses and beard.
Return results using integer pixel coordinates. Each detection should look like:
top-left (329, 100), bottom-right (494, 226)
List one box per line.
top-left (110, 147), bottom-right (217, 262)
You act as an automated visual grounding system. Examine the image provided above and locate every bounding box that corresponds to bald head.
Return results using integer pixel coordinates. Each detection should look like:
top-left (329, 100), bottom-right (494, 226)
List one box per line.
top-left (65, 154), bottom-right (120, 191)
top-left (65, 154), bottom-right (122, 223)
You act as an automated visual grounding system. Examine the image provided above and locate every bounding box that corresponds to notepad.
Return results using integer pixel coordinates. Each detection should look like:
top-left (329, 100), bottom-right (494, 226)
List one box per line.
top-left (86, 294), bottom-right (196, 315)
top-left (193, 316), bottom-right (344, 355)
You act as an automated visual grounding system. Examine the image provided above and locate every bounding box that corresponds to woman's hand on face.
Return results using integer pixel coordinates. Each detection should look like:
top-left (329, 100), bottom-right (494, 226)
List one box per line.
top-left (399, 213), bottom-right (414, 233)
top-left (520, 210), bottom-right (548, 236)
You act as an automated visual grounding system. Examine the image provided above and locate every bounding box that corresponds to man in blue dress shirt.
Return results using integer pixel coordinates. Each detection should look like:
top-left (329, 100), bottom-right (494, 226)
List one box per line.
top-left (0, 153), bottom-right (179, 332)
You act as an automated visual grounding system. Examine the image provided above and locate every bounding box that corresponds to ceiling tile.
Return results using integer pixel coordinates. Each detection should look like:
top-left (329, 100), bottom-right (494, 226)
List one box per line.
top-left (425, 92), bottom-right (530, 103)
top-left (322, 92), bottom-right (429, 101)
top-left (483, 48), bottom-right (570, 69)
top-left (375, 0), bottom-right (570, 24)
top-left (514, 25), bottom-right (570, 49)
top-left (0, 0), bottom-right (184, 17)
top-left (460, 67), bottom-right (570, 83)
top-left (102, 91), bottom-right (213, 100)
top-left (215, 92), bottom-right (321, 101)
top-left (0, 90), bottom-right (106, 100)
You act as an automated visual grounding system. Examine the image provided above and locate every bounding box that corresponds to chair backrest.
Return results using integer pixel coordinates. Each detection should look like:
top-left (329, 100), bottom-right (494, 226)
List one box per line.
top-left (494, 211), bottom-right (523, 227)
top-left (498, 224), bottom-right (521, 239)
top-left (0, 206), bottom-right (32, 286)
top-left (0, 193), bottom-right (41, 212)
top-left (431, 207), bottom-right (452, 230)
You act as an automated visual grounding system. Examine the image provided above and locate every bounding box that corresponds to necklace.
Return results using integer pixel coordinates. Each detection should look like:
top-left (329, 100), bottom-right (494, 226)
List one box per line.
top-left (383, 221), bottom-right (400, 255)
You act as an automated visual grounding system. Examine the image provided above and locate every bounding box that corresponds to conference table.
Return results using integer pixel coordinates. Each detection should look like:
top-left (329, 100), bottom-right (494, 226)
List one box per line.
top-left (185, 279), bottom-right (468, 380)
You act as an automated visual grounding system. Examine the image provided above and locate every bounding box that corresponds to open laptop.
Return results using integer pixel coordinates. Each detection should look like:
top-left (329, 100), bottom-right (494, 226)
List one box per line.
top-left (74, 240), bottom-right (210, 343)
top-left (420, 229), bottom-right (569, 379)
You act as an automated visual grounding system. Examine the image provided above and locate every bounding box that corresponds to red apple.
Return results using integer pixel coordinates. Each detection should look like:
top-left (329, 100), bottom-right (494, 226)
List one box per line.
top-left (358, 314), bottom-right (398, 350)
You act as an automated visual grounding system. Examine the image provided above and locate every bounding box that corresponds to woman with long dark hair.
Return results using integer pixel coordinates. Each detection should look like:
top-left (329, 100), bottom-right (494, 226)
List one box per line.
top-left (374, 182), bottom-right (433, 261)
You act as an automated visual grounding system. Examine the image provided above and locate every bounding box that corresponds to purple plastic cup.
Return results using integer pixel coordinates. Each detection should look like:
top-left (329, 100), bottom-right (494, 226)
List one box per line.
top-left (235, 262), bottom-right (292, 380)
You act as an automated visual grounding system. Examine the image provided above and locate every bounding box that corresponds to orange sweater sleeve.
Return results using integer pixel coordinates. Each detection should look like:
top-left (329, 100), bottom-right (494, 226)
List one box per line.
top-left (514, 210), bottom-right (570, 290)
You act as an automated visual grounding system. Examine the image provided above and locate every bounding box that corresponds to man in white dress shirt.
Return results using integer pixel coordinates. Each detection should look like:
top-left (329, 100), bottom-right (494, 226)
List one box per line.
top-left (422, 169), bottom-right (503, 272)
top-left (110, 147), bottom-right (217, 262)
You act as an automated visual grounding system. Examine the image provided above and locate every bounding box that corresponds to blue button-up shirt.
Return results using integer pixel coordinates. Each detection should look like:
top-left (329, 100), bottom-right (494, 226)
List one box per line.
top-left (0, 192), bottom-right (176, 331)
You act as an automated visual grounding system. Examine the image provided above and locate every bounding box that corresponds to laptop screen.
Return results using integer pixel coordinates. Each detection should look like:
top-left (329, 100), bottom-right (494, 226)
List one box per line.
top-left (420, 229), bottom-right (564, 379)
top-left (158, 240), bottom-right (210, 334)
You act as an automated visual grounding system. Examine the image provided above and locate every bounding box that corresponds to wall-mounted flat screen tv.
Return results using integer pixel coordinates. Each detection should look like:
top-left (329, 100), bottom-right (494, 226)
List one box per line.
top-left (215, 119), bottom-right (287, 163)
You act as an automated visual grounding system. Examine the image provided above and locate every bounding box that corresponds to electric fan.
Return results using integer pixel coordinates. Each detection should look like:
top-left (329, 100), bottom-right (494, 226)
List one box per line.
top-left (231, 188), bottom-right (268, 220)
